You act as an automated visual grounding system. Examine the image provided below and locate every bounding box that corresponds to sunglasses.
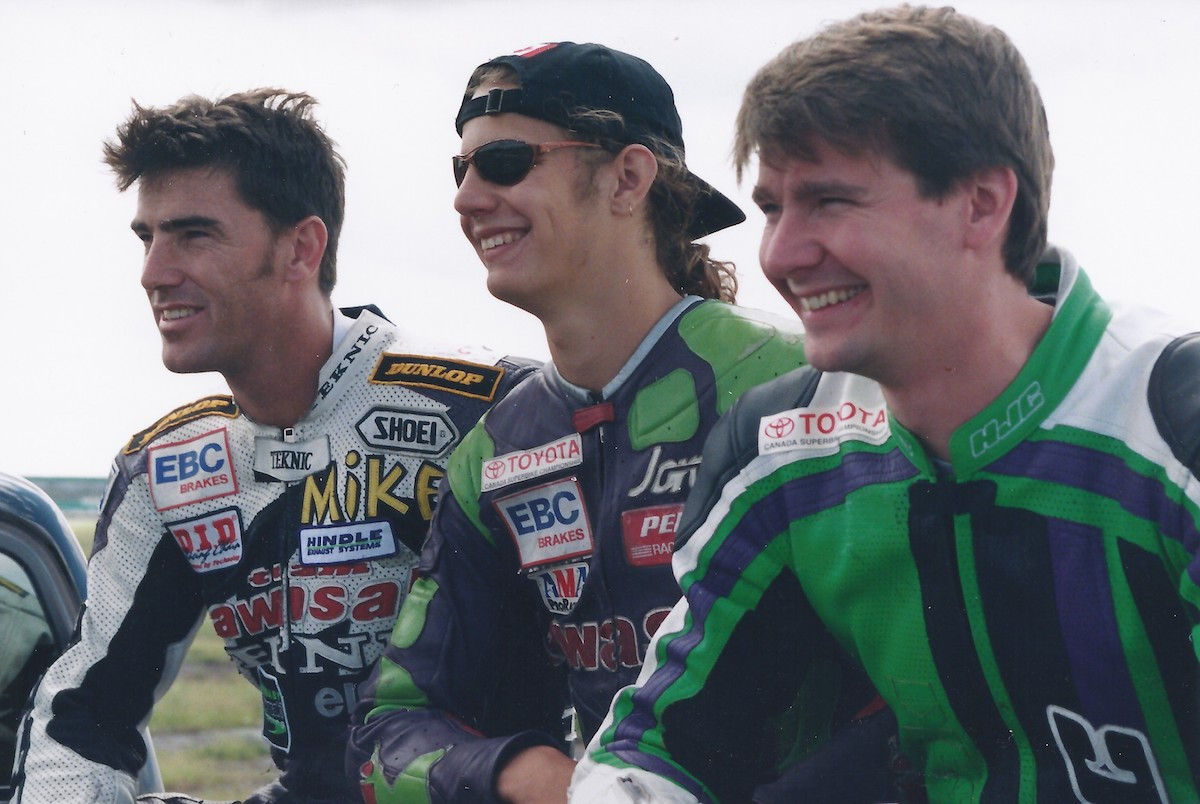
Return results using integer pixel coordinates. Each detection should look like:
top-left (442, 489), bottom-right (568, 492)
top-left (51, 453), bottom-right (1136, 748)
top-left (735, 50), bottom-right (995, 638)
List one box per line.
top-left (453, 139), bottom-right (602, 187)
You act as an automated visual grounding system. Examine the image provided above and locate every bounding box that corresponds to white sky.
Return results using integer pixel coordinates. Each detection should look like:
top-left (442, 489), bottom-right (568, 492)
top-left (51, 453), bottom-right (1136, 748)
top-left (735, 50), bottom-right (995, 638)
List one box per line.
top-left (2, 0), bottom-right (1199, 478)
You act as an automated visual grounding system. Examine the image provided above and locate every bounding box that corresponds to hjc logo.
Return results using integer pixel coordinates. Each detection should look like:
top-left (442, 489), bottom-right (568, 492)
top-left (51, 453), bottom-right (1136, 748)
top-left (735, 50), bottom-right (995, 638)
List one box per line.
top-left (1047, 705), bottom-right (1167, 803)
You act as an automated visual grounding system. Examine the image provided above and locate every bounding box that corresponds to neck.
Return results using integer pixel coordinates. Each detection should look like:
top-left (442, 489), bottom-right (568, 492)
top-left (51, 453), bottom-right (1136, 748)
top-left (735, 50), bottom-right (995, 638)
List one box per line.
top-left (543, 261), bottom-right (683, 393)
top-left (883, 292), bottom-right (1054, 460)
top-left (228, 300), bottom-right (336, 427)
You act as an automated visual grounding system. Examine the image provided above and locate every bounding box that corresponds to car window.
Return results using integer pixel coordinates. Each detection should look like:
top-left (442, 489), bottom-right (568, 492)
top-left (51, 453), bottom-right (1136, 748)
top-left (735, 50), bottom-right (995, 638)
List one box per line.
top-left (0, 550), bottom-right (60, 787)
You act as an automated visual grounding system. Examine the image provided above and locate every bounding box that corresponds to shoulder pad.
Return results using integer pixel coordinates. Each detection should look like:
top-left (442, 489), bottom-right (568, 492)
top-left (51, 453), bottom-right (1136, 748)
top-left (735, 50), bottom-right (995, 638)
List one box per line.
top-left (123, 395), bottom-right (239, 455)
top-left (1148, 332), bottom-right (1200, 475)
top-left (676, 366), bottom-right (822, 550)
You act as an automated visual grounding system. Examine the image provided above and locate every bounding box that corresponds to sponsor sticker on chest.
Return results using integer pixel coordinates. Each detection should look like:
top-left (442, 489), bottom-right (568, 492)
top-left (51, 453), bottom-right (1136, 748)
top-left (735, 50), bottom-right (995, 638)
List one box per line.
top-left (530, 561), bottom-right (590, 615)
top-left (298, 520), bottom-right (400, 565)
top-left (758, 397), bottom-right (890, 455)
top-left (166, 507), bottom-right (244, 573)
top-left (494, 477), bottom-right (594, 570)
top-left (621, 503), bottom-right (683, 568)
top-left (481, 434), bottom-right (583, 492)
top-left (148, 428), bottom-right (238, 510)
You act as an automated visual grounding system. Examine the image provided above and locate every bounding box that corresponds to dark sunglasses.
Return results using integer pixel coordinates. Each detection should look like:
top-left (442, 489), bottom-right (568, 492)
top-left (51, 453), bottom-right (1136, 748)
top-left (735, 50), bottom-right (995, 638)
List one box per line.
top-left (452, 139), bottom-right (602, 187)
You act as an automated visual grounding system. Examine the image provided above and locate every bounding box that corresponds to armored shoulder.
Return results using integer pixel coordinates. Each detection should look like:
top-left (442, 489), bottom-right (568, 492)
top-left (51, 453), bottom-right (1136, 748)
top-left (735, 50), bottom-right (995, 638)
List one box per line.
top-left (677, 301), bottom-right (806, 412)
top-left (122, 395), bottom-right (239, 455)
top-left (676, 366), bottom-right (823, 550)
top-left (1148, 332), bottom-right (1200, 475)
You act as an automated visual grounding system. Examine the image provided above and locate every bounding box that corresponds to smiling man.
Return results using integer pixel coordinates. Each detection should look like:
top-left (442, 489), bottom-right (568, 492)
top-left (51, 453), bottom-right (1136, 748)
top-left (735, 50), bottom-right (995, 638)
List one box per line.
top-left (13, 89), bottom-right (535, 804)
top-left (573, 6), bottom-right (1200, 803)
top-left (339, 43), bottom-right (868, 804)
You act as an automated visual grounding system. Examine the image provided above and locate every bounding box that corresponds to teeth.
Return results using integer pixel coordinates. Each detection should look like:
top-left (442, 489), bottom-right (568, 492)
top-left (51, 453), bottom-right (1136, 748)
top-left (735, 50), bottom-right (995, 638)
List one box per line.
top-left (162, 307), bottom-right (199, 321)
top-left (480, 232), bottom-right (522, 252)
top-left (799, 286), bottom-right (864, 313)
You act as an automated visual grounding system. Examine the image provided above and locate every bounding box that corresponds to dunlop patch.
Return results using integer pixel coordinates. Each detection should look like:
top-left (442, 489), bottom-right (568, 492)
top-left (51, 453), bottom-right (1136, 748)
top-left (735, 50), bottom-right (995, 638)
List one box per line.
top-left (370, 354), bottom-right (504, 401)
top-left (125, 395), bottom-right (239, 454)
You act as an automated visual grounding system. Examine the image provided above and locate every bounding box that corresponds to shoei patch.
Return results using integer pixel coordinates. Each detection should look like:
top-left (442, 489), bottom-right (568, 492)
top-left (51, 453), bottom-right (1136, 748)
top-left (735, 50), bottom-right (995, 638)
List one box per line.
top-left (494, 477), bottom-right (594, 570)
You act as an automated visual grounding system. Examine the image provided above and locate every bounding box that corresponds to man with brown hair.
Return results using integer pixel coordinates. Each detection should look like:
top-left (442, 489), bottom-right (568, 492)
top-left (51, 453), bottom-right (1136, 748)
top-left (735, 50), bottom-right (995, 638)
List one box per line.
top-left (574, 6), bottom-right (1200, 802)
top-left (14, 88), bottom-right (535, 804)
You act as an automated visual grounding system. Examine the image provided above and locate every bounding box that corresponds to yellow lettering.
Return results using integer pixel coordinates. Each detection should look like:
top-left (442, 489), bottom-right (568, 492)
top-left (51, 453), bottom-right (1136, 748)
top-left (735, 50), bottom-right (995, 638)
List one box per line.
top-left (367, 457), bottom-right (408, 518)
top-left (415, 462), bottom-right (445, 522)
top-left (303, 467), bottom-right (343, 523)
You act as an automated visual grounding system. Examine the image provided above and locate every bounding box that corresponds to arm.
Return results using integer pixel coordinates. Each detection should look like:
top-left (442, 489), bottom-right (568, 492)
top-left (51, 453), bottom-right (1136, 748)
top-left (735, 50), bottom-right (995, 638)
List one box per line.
top-left (15, 460), bottom-right (204, 804)
top-left (348, 431), bottom-right (570, 804)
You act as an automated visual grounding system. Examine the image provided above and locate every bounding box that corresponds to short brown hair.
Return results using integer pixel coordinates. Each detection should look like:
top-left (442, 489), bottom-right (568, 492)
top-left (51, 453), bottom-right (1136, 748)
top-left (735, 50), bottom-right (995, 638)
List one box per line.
top-left (104, 88), bottom-right (346, 295)
top-left (736, 5), bottom-right (1053, 283)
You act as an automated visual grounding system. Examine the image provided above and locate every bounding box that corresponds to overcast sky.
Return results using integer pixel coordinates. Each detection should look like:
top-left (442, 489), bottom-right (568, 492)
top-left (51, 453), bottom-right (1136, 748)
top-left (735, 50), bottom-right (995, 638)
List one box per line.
top-left (3, 0), bottom-right (1199, 478)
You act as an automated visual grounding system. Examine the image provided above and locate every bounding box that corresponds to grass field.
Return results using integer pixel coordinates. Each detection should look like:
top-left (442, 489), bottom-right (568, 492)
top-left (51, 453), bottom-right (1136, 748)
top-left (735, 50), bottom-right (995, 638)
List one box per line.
top-left (72, 522), bottom-right (278, 799)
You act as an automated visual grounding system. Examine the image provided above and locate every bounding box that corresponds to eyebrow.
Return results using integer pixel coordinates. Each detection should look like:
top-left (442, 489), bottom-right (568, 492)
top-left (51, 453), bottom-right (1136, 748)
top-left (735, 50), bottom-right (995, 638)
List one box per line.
top-left (751, 180), bottom-right (867, 207)
top-left (130, 215), bottom-right (222, 235)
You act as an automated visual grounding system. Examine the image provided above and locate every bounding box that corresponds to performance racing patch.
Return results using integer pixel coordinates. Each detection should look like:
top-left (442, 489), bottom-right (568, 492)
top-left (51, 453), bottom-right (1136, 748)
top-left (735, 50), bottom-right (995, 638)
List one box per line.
top-left (370, 353), bottom-right (505, 401)
top-left (481, 434), bottom-right (582, 492)
top-left (299, 520), bottom-right (399, 565)
top-left (494, 478), bottom-right (594, 570)
top-left (148, 428), bottom-right (238, 510)
top-left (530, 561), bottom-right (590, 615)
top-left (759, 397), bottom-right (890, 455)
top-left (166, 507), bottom-right (243, 573)
top-left (621, 504), bottom-right (683, 568)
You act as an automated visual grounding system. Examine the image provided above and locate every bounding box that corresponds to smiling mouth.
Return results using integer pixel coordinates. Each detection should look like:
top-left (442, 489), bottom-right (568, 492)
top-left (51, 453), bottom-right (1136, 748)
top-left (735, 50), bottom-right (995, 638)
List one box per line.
top-left (162, 307), bottom-right (201, 321)
top-left (480, 232), bottom-right (524, 252)
top-left (799, 286), bottom-right (866, 313)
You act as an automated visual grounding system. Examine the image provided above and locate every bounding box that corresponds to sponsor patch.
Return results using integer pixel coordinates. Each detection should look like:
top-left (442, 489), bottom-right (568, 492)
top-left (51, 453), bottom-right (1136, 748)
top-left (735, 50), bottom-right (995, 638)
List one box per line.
top-left (298, 520), bottom-right (399, 565)
top-left (166, 507), bottom-right (244, 573)
top-left (481, 434), bottom-right (583, 492)
top-left (621, 504), bottom-right (683, 568)
top-left (253, 435), bottom-right (332, 482)
top-left (355, 406), bottom-right (458, 456)
top-left (124, 395), bottom-right (238, 455)
top-left (148, 428), bottom-right (238, 510)
top-left (531, 561), bottom-right (590, 615)
top-left (759, 399), bottom-right (889, 455)
top-left (258, 667), bottom-right (291, 753)
top-left (371, 353), bottom-right (505, 401)
top-left (317, 323), bottom-right (381, 402)
top-left (495, 478), bottom-right (594, 570)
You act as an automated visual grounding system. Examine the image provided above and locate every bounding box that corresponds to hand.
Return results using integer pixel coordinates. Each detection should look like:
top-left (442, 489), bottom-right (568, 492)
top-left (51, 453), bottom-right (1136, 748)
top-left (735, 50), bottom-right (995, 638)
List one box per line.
top-left (496, 745), bottom-right (577, 804)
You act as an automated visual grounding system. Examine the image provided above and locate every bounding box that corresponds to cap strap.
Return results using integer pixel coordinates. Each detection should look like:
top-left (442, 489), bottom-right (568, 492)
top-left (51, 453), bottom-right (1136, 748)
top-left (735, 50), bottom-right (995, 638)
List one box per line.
top-left (455, 88), bottom-right (525, 134)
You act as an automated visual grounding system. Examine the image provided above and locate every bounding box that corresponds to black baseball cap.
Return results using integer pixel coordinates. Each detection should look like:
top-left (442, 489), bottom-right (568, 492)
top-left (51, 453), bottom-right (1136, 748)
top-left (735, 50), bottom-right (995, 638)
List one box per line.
top-left (455, 42), bottom-right (745, 240)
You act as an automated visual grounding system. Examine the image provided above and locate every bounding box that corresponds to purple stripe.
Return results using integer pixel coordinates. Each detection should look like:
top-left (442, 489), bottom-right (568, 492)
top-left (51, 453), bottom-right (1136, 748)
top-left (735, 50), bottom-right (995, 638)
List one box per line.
top-left (611, 449), bottom-right (917, 754)
top-left (1046, 518), bottom-right (1144, 729)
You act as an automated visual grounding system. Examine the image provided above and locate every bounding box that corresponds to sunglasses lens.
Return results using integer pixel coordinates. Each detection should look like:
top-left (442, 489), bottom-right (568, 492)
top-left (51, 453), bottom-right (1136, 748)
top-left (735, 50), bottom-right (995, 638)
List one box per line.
top-left (454, 141), bottom-right (536, 187)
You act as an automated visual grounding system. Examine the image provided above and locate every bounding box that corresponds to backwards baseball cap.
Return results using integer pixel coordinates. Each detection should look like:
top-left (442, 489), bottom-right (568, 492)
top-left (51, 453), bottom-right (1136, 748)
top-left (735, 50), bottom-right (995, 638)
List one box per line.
top-left (455, 42), bottom-right (745, 240)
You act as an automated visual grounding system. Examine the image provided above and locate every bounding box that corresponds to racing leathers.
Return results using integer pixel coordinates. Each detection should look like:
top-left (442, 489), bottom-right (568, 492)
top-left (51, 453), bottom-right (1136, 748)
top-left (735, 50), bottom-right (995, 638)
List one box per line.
top-left (347, 297), bottom-right (809, 803)
top-left (14, 306), bottom-right (537, 804)
top-left (573, 247), bottom-right (1200, 803)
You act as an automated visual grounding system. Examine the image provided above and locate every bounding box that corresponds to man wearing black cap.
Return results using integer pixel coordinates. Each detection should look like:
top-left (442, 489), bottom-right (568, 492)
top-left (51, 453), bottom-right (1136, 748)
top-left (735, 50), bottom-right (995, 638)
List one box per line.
top-left (345, 43), bottom-right (829, 803)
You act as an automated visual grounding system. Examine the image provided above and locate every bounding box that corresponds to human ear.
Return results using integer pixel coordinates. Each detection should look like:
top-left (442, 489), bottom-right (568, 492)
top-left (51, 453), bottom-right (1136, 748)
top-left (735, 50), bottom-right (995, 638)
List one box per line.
top-left (608, 144), bottom-right (658, 218)
top-left (964, 166), bottom-right (1018, 253)
top-left (282, 215), bottom-right (328, 285)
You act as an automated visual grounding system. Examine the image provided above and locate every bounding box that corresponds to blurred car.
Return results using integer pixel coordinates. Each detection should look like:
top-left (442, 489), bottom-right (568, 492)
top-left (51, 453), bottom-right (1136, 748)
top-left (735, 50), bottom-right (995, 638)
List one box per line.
top-left (0, 471), bottom-right (161, 801)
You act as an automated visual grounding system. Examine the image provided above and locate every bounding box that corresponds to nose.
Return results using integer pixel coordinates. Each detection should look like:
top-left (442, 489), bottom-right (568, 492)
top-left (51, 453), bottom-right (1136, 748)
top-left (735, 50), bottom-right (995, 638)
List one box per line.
top-left (453, 161), bottom-right (500, 222)
top-left (140, 236), bottom-right (182, 293)
top-left (759, 210), bottom-right (823, 284)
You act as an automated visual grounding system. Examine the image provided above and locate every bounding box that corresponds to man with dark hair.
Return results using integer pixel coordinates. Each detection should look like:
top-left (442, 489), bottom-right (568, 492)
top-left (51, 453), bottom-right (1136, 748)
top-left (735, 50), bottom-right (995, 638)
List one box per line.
top-left (574, 6), bottom-right (1200, 803)
top-left (14, 88), bottom-right (535, 804)
top-left (344, 43), bottom-right (842, 804)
